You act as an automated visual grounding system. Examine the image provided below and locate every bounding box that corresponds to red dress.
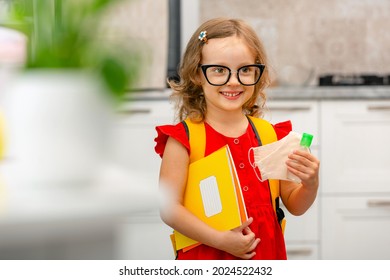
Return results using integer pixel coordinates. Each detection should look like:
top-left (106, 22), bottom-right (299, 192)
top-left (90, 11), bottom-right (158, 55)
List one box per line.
top-left (155, 119), bottom-right (292, 260)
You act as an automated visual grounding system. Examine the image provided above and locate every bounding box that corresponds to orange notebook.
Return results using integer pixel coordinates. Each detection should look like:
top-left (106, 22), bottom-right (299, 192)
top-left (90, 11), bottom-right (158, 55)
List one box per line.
top-left (172, 145), bottom-right (247, 252)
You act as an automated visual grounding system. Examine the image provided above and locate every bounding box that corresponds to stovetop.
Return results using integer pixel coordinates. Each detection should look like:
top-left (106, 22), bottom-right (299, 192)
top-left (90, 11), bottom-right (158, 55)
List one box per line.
top-left (319, 74), bottom-right (389, 86)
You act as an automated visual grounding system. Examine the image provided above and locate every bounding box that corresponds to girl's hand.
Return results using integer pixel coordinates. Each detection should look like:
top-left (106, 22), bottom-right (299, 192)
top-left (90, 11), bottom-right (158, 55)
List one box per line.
top-left (286, 149), bottom-right (320, 190)
top-left (218, 217), bottom-right (260, 259)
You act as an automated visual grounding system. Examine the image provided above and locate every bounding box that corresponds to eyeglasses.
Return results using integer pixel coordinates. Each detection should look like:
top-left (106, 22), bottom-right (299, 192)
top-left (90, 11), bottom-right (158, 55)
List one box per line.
top-left (200, 64), bottom-right (265, 86)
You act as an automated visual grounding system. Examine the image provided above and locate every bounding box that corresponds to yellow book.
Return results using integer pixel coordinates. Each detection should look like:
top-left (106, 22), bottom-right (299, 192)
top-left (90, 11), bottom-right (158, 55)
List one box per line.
top-left (173, 145), bottom-right (247, 251)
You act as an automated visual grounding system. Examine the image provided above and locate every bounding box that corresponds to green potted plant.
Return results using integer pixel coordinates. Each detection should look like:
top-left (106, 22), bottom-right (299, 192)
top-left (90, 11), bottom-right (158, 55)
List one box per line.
top-left (6, 0), bottom-right (140, 100)
top-left (1, 0), bottom-right (142, 188)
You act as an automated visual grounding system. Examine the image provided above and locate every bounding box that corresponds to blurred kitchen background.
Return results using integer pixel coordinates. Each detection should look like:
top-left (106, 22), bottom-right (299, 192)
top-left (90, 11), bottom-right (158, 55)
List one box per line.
top-left (0, 0), bottom-right (390, 260)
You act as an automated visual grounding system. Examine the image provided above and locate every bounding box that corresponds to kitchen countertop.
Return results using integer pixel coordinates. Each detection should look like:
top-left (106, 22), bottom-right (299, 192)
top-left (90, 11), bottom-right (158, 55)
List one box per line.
top-left (125, 86), bottom-right (390, 101)
top-left (266, 86), bottom-right (390, 100)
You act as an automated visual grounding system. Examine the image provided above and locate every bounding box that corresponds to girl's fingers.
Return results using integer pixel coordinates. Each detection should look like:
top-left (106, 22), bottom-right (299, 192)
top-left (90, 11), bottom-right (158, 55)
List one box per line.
top-left (236, 217), bottom-right (253, 231)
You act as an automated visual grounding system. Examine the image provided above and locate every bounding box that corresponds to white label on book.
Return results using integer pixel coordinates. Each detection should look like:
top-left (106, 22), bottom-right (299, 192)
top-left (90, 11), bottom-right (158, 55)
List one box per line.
top-left (199, 176), bottom-right (222, 217)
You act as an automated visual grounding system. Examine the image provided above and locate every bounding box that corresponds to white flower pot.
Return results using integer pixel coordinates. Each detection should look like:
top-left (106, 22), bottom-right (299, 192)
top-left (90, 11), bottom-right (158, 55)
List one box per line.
top-left (1, 70), bottom-right (114, 189)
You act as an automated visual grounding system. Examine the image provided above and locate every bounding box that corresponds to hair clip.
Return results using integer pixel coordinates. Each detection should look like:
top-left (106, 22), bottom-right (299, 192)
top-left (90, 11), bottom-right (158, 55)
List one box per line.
top-left (198, 30), bottom-right (208, 44)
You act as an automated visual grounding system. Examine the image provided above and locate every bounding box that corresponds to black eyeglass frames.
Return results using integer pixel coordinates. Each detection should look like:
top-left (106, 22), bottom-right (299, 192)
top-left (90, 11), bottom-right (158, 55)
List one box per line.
top-left (200, 64), bottom-right (265, 86)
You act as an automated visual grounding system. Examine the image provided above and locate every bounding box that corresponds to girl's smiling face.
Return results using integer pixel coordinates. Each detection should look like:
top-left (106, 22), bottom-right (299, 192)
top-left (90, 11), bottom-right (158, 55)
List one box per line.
top-left (199, 35), bottom-right (257, 116)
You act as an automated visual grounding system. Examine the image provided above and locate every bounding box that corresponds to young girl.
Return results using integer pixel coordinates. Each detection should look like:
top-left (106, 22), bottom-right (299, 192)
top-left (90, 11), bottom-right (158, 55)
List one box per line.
top-left (154, 18), bottom-right (320, 260)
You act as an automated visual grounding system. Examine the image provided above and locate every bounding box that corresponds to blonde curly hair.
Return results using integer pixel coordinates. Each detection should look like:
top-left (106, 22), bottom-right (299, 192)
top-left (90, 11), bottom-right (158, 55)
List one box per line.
top-left (168, 17), bottom-right (271, 122)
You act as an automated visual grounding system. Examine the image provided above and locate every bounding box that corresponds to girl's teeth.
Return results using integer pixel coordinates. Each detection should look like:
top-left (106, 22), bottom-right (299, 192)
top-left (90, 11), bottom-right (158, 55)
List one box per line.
top-left (222, 92), bottom-right (240, 97)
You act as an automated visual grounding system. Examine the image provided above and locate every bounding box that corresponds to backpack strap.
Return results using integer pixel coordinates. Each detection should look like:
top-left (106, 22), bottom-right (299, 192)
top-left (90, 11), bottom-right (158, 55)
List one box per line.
top-left (182, 119), bottom-right (206, 163)
top-left (247, 116), bottom-right (286, 233)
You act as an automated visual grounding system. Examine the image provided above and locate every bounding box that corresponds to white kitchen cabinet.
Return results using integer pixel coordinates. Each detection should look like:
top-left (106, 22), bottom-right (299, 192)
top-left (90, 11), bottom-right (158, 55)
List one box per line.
top-left (282, 200), bottom-right (319, 242)
top-left (264, 100), bottom-right (320, 148)
top-left (110, 96), bottom-right (176, 259)
top-left (265, 100), bottom-right (321, 259)
top-left (321, 195), bottom-right (390, 259)
top-left (116, 212), bottom-right (175, 260)
top-left (285, 244), bottom-right (319, 260)
top-left (320, 99), bottom-right (390, 259)
top-left (282, 201), bottom-right (320, 260)
top-left (111, 98), bottom-right (175, 175)
top-left (321, 100), bottom-right (390, 194)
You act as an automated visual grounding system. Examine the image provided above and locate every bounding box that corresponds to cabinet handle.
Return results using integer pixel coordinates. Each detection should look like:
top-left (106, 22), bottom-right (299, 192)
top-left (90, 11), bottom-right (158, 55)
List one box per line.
top-left (367, 105), bottom-right (390, 111)
top-left (367, 200), bottom-right (390, 208)
top-left (267, 106), bottom-right (311, 111)
top-left (287, 248), bottom-right (312, 256)
top-left (119, 108), bottom-right (152, 115)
